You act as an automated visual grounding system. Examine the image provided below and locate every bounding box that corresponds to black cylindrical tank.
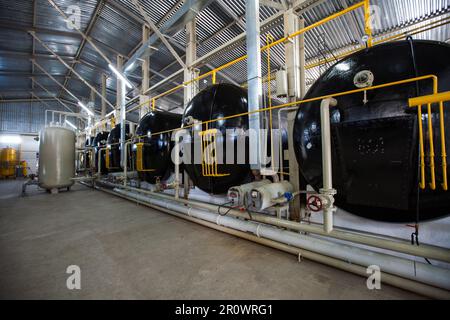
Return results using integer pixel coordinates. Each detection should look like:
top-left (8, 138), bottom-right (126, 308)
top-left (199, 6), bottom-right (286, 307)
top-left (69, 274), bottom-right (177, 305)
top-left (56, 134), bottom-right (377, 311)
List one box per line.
top-left (134, 110), bottom-right (182, 183)
top-left (106, 123), bottom-right (131, 172)
top-left (93, 131), bottom-right (109, 174)
top-left (293, 40), bottom-right (450, 222)
top-left (182, 84), bottom-right (252, 194)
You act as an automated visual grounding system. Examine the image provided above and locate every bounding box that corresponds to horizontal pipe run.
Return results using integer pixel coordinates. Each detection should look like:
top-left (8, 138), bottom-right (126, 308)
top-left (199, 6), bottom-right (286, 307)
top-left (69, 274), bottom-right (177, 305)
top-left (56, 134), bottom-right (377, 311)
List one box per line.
top-left (94, 184), bottom-right (450, 299)
top-left (409, 91), bottom-right (450, 107)
top-left (111, 187), bottom-right (450, 291)
top-left (99, 181), bottom-right (450, 264)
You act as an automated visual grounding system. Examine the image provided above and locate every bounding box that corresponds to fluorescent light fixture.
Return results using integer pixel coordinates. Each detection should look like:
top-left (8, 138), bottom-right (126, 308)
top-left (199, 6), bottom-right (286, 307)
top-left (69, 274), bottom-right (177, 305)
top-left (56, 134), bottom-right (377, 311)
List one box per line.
top-left (106, 110), bottom-right (115, 118)
top-left (124, 61), bottom-right (135, 73)
top-left (108, 64), bottom-right (133, 89)
top-left (78, 101), bottom-right (94, 116)
top-left (0, 135), bottom-right (22, 144)
top-left (65, 120), bottom-right (77, 130)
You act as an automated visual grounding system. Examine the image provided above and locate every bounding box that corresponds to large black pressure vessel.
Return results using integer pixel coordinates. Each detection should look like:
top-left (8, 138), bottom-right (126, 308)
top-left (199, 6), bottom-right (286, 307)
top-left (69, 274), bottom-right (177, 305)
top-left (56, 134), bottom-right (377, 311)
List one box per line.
top-left (293, 40), bottom-right (450, 222)
top-left (93, 131), bottom-right (109, 174)
top-left (182, 84), bottom-right (252, 194)
top-left (134, 111), bottom-right (182, 183)
top-left (106, 123), bottom-right (131, 172)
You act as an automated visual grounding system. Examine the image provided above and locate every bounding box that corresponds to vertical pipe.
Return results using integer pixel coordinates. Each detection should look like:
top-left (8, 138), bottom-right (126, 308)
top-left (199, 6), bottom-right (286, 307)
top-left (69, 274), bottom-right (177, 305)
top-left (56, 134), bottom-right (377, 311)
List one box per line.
top-left (246, 0), bottom-right (262, 170)
top-left (140, 25), bottom-right (151, 119)
top-left (298, 18), bottom-right (306, 99)
top-left (116, 55), bottom-right (126, 169)
top-left (183, 19), bottom-right (199, 198)
top-left (320, 98), bottom-right (337, 233)
top-left (101, 74), bottom-right (107, 118)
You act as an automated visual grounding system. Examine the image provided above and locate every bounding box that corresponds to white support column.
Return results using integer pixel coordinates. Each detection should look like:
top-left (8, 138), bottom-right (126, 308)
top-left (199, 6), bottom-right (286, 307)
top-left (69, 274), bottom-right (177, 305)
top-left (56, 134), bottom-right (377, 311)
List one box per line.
top-left (299, 17), bottom-right (306, 98)
top-left (101, 74), bottom-right (107, 118)
top-left (183, 18), bottom-right (199, 198)
top-left (284, 9), bottom-right (302, 221)
top-left (184, 19), bottom-right (199, 106)
top-left (140, 25), bottom-right (151, 118)
top-left (88, 88), bottom-right (96, 138)
top-left (246, 0), bottom-right (263, 171)
top-left (116, 55), bottom-right (126, 168)
top-left (284, 9), bottom-right (301, 99)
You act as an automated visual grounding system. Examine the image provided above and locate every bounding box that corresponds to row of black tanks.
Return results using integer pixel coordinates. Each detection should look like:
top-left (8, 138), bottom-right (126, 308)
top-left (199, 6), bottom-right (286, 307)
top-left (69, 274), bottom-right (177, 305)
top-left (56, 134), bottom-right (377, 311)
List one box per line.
top-left (95, 40), bottom-right (450, 223)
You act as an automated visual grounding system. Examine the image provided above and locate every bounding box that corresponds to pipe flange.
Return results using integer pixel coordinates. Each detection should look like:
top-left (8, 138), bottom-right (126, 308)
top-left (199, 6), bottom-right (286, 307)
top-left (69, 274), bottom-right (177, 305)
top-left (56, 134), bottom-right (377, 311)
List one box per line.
top-left (354, 70), bottom-right (374, 88)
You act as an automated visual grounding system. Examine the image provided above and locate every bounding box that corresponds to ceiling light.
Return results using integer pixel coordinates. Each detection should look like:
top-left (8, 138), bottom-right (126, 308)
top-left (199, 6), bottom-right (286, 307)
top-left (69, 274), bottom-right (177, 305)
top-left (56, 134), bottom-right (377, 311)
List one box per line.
top-left (108, 64), bottom-right (133, 89)
top-left (78, 101), bottom-right (94, 116)
top-left (65, 120), bottom-right (77, 130)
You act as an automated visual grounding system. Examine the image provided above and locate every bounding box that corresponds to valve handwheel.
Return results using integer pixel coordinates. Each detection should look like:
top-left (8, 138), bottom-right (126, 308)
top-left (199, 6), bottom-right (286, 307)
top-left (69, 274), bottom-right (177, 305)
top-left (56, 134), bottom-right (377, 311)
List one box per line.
top-left (307, 195), bottom-right (323, 212)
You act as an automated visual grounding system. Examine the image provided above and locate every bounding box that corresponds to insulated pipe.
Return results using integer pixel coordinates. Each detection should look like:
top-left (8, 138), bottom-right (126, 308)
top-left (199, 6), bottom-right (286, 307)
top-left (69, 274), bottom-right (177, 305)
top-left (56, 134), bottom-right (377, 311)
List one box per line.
top-left (173, 130), bottom-right (184, 199)
top-left (123, 141), bottom-right (132, 186)
top-left (113, 188), bottom-right (450, 291)
top-left (246, 0), bottom-right (263, 170)
top-left (320, 98), bottom-right (338, 233)
top-left (97, 181), bottom-right (450, 264)
top-left (96, 185), bottom-right (450, 299)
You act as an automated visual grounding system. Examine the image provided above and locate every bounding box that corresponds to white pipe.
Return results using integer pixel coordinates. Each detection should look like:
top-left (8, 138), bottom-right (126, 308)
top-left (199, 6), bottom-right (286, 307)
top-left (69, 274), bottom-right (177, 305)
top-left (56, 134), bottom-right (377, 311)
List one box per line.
top-left (97, 180), bottom-right (450, 263)
top-left (173, 130), bottom-right (184, 199)
top-left (97, 185), bottom-right (449, 299)
top-left (123, 141), bottom-right (133, 186)
top-left (320, 98), bottom-right (338, 233)
top-left (113, 188), bottom-right (450, 292)
top-left (277, 107), bottom-right (299, 181)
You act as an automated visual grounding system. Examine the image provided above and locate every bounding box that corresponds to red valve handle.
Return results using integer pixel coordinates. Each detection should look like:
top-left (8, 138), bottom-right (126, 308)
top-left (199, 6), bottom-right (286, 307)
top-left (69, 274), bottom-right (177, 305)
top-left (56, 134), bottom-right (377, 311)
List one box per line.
top-left (307, 195), bottom-right (323, 212)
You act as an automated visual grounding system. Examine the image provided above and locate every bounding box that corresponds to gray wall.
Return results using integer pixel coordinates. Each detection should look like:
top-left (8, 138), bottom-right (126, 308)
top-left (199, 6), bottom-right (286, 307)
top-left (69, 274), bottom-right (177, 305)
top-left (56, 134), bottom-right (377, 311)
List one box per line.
top-left (0, 101), bottom-right (74, 134)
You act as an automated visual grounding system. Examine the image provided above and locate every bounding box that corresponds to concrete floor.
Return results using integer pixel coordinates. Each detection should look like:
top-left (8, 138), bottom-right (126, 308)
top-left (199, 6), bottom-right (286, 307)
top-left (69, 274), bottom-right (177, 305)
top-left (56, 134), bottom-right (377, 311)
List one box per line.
top-left (0, 179), bottom-right (422, 299)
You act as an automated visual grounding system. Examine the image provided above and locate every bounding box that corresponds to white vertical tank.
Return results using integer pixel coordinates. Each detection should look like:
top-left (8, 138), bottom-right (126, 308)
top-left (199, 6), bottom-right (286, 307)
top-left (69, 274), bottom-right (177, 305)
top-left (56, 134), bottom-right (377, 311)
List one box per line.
top-left (38, 126), bottom-right (75, 191)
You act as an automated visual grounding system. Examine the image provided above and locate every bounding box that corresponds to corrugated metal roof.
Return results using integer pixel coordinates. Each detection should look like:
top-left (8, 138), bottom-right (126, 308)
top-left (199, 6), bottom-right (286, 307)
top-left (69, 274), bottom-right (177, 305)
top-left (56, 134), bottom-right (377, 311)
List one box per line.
top-left (0, 0), bottom-right (449, 118)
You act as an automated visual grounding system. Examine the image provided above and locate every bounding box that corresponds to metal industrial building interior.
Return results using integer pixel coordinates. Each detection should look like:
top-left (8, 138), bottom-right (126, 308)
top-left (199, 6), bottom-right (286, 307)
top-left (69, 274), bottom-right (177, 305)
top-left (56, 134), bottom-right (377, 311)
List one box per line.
top-left (1, 0), bottom-right (450, 303)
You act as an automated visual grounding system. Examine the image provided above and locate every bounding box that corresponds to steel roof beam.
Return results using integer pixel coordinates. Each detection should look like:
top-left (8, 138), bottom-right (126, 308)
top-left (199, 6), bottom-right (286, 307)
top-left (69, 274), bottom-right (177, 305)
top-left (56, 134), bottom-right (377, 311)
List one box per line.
top-left (31, 59), bottom-right (87, 106)
top-left (123, 0), bottom-right (213, 72)
top-left (30, 32), bottom-right (115, 111)
top-left (130, 0), bottom-right (185, 69)
top-left (31, 78), bottom-right (74, 112)
top-left (260, 0), bottom-right (287, 11)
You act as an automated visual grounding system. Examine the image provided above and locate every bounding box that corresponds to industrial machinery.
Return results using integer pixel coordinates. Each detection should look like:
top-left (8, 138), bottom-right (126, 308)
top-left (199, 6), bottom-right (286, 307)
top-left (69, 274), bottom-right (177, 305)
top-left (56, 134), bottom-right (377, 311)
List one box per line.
top-left (247, 181), bottom-right (294, 212)
top-left (181, 83), bottom-right (252, 194)
top-left (293, 40), bottom-right (450, 222)
top-left (0, 147), bottom-right (18, 178)
top-left (134, 110), bottom-right (182, 184)
top-left (38, 126), bottom-right (75, 192)
top-left (93, 131), bottom-right (109, 175)
top-left (228, 180), bottom-right (271, 207)
top-left (106, 123), bottom-right (131, 172)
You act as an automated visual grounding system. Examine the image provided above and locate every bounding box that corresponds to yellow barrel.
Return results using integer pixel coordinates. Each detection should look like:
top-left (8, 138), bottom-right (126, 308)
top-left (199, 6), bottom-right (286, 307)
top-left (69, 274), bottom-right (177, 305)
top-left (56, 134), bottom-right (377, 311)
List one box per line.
top-left (0, 147), bottom-right (18, 177)
top-left (20, 160), bottom-right (27, 177)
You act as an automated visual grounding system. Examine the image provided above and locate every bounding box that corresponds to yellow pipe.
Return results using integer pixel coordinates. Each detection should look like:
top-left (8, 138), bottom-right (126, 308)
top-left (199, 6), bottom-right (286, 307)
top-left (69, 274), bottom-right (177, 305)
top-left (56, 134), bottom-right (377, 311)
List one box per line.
top-left (439, 100), bottom-right (448, 190)
top-left (364, 0), bottom-right (373, 47)
top-left (120, 3), bottom-right (448, 118)
top-left (212, 71), bottom-right (217, 85)
top-left (427, 103), bottom-right (436, 190)
top-left (417, 105), bottom-right (426, 189)
top-left (128, 1), bottom-right (366, 114)
top-left (108, 75), bottom-right (439, 150)
top-left (409, 91), bottom-right (450, 107)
